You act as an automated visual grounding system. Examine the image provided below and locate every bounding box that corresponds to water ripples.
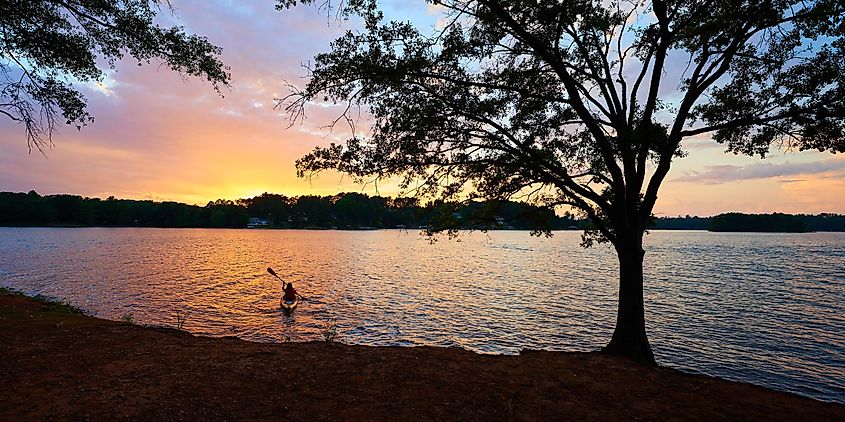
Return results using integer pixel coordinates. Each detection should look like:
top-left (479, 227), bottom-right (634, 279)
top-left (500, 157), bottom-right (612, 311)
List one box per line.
top-left (0, 227), bottom-right (843, 404)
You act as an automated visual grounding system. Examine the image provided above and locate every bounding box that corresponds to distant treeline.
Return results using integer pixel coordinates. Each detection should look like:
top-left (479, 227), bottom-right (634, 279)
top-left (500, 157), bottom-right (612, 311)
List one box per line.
top-left (653, 213), bottom-right (845, 232)
top-left (0, 191), bottom-right (580, 230)
top-left (4, 191), bottom-right (842, 232)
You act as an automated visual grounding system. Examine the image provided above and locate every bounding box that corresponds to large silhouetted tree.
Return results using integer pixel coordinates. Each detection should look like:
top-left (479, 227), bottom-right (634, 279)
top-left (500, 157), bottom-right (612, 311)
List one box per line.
top-left (278, 0), bottom-right (845, 363)
top-left (0, 0), bottom-right (230, 152)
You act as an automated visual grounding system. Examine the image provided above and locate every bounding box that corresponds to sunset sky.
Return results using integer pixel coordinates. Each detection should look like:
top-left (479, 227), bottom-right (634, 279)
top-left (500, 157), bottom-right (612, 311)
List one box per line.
top-left (1, 0), bottom-right (844, 216)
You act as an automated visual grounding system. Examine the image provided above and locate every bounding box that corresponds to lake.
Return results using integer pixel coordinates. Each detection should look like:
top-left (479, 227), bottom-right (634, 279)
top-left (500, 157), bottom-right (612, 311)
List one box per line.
top-left (0, 228), bottom-right (843, 404)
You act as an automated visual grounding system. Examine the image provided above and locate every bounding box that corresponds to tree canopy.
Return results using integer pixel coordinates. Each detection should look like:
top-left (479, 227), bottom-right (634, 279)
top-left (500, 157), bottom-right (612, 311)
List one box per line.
top-left (0, 0), bottom-right (230, 152)
top-left (280, 0), bottom-right (843, 244)
top-left (277, 0), bottom-right (845, 363)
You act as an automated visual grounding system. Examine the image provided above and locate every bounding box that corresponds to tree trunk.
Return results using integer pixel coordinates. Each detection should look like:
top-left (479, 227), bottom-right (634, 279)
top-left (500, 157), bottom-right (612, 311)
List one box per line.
top-left (602, 234), bottom-right (655, 365)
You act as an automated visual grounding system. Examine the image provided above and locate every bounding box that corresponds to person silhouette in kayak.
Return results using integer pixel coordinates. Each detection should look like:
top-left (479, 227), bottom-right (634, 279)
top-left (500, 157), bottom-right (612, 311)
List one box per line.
top-left (282, 282), bottom-right (301, 303)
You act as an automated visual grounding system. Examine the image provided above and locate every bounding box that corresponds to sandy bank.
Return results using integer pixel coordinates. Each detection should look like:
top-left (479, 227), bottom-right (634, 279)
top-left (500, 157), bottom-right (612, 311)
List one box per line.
top-left (0, 293), bottom-right (842, 420)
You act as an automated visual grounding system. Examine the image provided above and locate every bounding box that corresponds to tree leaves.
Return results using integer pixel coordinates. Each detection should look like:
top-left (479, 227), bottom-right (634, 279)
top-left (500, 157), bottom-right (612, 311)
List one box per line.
top-left (281, 0), bottom-right (844, 244)
top-left (0, 0), bottom-right (231, 152)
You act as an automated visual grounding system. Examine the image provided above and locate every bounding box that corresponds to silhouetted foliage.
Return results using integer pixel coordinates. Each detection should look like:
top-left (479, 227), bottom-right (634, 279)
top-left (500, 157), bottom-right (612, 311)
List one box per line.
top-left (0, 190), bottom-right (577, 230)
top-left (802, 213), bottom-right (845, 231)
top-left (292, 195), bottom-right (335, 227)
top-left (0, 0), bottom-right (230, 152)
top-left (652, 214), bottom-right (845, 231)
top-left (238, 193), bottom-right (292, 225)
top-left (278, 0), bottom-right (845, 363)
top-left (651, 215), bottom-right (711, 230)
top-left (709, 213), bottom-right (809, 232)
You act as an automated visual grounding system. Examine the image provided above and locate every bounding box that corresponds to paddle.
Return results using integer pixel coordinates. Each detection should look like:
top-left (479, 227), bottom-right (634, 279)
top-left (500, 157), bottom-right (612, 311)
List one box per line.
top-left (267, 267), bottom-right (308, 300)
top-left (267, 266), bottom-right (282, 281)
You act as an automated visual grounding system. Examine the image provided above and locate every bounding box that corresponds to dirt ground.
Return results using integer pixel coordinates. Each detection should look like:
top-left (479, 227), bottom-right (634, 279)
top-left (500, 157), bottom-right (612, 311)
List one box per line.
top-left (0, 293), bottom-right (842, 421)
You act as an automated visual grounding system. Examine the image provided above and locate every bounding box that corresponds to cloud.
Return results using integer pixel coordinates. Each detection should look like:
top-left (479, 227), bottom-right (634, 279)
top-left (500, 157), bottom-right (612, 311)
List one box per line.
top-left (673, 158), bottom-right (845, 184)
top-left (680, 135), bottom-right (724, 151)
top-left (0, 0), bottom-right (377, 203)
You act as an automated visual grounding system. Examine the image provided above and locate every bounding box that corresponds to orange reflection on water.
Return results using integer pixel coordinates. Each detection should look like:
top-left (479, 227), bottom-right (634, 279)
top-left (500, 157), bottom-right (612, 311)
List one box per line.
top-left (1, 228), bottom-right (843, 403)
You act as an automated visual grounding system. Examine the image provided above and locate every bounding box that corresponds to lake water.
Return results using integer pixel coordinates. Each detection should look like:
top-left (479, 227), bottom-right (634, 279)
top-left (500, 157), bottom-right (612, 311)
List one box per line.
top-left (0, 228), bottom-right (843, 404)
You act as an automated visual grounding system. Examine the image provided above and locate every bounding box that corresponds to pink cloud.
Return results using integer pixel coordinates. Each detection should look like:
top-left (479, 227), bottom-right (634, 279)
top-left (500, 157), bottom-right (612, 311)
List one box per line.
top-left (673, 159), bottom-right (845, 184)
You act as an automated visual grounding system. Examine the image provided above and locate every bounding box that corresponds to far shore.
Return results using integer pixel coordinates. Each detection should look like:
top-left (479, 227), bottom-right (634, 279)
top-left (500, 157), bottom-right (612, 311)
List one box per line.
top-left (4, 225), bottom-right (844, 233)
top-left (1, 291), bottom-right (843, 420)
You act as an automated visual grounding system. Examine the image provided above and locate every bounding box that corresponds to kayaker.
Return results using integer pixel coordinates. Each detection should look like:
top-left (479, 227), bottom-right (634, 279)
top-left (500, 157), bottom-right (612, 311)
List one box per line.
top-left (282, 282), bottom-right (300, 303)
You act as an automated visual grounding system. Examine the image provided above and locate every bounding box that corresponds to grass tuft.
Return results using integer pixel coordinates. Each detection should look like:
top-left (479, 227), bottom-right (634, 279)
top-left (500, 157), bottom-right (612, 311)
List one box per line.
top-left (321, 319), bottom-right (339, 343)
top-left (120, 313), bottom-right (135, 325)
top-left (175, 309), bottom-right (189, 330)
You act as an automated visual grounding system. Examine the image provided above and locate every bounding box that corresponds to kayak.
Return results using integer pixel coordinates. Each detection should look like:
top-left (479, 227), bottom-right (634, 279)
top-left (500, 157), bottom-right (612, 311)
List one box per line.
top-left (280, 299), bottom-right (298, 314)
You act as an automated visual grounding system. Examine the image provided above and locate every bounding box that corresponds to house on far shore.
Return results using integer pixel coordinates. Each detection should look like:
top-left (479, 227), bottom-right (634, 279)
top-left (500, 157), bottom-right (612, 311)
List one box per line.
top-left (247, 217), bottom-right (270, 228)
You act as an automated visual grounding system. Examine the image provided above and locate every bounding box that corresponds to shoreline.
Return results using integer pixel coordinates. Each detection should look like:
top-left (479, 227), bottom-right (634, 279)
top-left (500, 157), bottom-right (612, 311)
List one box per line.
top-left (5, 226), bottom-right (845, 233)
top-left (1, 292), bottom-right (843, 420)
